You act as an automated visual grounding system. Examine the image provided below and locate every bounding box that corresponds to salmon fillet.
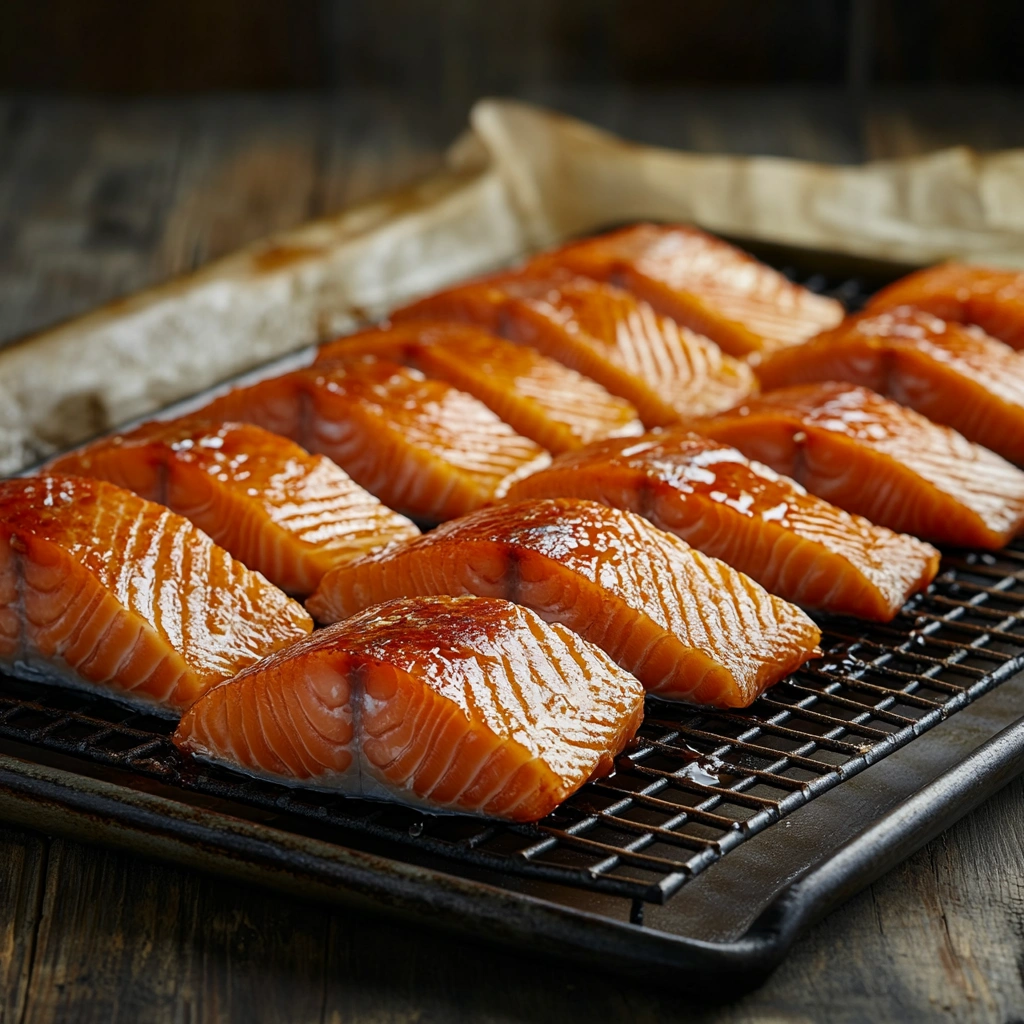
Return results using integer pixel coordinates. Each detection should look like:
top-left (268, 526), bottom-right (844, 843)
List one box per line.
top-left (174, 595), bottom-right (645, 822)
top-left (196, 359), bottom-right (550, 523)
top-left (867, 263), bottom-right (1024, 349)
top-left (316, 321), bottom-right (643, 454)
top-left (757, 308), bottom-right (1024, 465)
top-left (525, 224), bottom-right (845, 359)
top-left (684, 383), bottom-right (1024, 549)
top-left (506, 431), bottom-right (940, 621)
top-left (307, 498), bottom-right (821, 708)
top-left (0, 475), bottom-right (312, 713)
top-left (394, 274), bottom-right (756, 426)
top-left (46, 420), bottom-right (420, 595)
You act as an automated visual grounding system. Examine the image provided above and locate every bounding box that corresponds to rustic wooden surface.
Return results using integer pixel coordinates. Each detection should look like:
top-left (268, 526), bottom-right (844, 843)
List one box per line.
top-left (3, 88), bottom-right (1024, 1023)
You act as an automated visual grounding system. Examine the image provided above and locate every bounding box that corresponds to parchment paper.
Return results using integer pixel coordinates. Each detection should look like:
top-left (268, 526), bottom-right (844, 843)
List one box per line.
top-left (4, 98), bottom-right (1024, 475)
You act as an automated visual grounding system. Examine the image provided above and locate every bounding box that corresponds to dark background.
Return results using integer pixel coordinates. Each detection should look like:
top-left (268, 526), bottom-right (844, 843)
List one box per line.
top-left (3, 0), bottom-right (1022, 98)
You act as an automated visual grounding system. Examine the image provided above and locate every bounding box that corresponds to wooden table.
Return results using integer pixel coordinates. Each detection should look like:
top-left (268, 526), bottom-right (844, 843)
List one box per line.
top-left (3, 88), bottom-right (1024, 1023)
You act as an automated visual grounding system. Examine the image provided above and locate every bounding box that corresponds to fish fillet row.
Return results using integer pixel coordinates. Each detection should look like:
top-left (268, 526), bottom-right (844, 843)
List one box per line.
top-left (0, 475), bottom-right (312, 712)
top-left (525, 224), bottom-right (845, 358)
top-left (197, 359), bottom-right (550, 522)
top-left (684, 383), bottom-right (1024, 549)
top-left (868, 262), bottom-right (1024, 350)
top-left (317, 321), bottom-right (643, 454)
top-left (174, 596), bottom-right (645, 822)
top-left (47, 420), bottom-right (420, 594)
top-left (395, 273), bottom-right (756, 425)
top-left (757, 308), bottom-right (1024, 466)
top-left (507, 431), bottom-right (940, 621)
top-left (308, 498), bottom-right (821, 708)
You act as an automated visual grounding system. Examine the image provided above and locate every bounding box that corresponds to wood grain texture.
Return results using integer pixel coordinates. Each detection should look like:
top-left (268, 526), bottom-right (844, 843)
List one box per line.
top-left (5, 89), bottom-right (1024, 1023)
top-left (0, 828), bottom-right (47, 1024)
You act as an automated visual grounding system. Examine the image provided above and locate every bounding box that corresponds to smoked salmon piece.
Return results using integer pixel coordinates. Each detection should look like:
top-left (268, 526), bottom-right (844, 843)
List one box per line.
top-left (316, 321), bottom-right (643, 455)
top-left (394, 274), bottom-right (756, 426)
top-left (0, 475), bottom-right (312, 713)
top-left (196, 359), bottom-right (550, 523)
top-left (757, 308), bottom-right (1024, 466)
top-left (525, 224), bottom-right (845, 359)
top-left (684, 383), bottom-right (1024, 549)
top-left (867, 263), bottom-right (1024, 350)
top-left (506, 431), bottom-right (940, 621)
top-left (307, 499), bottom-right (821, 708)
top-left (46, 421), bottom-right (420, 595)
top-left (174, 595), bottom-right (645, 821)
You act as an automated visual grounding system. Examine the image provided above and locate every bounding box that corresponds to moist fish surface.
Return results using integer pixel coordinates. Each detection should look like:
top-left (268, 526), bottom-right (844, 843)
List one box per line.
top-left (307, 498), bottom-right (820, 708)
top-left (47, 420), bottom-right (420, 594)
top-left (867, 263), bottom-right (1024, 350)
top-left (524, 224), bottom-right (845, 359)
top-left (757, 307), bottom-right (1024, 465)
top-left (394, 273), bottom-right (756, 426)
top-left (196, 359), bottom-right (550, 523)
top-left (683, 383), bottom-right (1024, 549)
top-left (507, 430), bottom-right (940, 621)
top-left (174, 595), bottom-right (645, 822)
top-left (0, 475), bottom-right (312, 713)
top-left (316, 321), bottom-right (643, 454)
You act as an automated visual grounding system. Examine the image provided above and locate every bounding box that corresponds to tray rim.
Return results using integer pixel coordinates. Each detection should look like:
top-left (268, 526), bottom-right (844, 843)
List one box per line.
top-left (4, 663), bottom-right (1024, 988)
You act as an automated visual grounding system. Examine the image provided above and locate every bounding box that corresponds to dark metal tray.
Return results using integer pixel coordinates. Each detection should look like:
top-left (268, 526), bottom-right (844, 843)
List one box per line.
top-left (4, 246), bottom-right (1024, 992)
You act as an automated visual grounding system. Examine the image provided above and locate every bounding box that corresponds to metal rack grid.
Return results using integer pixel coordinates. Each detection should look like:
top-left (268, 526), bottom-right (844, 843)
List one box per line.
top-left (3, 543), bottom-right (1024, 924)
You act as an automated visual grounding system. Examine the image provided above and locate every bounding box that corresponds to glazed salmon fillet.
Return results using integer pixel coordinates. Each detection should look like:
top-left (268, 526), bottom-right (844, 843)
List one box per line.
top-left (394, 274), bottom-right (756, 426)
top-left (0, 475), bottom-right (312, 713)
top-left (867, 263), bottom-right (1024, 350)
top-left (174, 596), bottom-right (645, 822)
top-left (47, 421), bottom-right (420, 594)
top-left (307, 499), bottom-right (820, 708)
top-left (757, 308), bottom-right (1024, 465)
top-left (316, 321), bottom-right (643, 454)
top-left (506, 431), bottom-right (939, 621)
top-left (684, 384), bottom-right (1024, 549)
top-left (196, 359), bottom-right (550, 523)
top-left (525, 224), bottom-right (845, 359)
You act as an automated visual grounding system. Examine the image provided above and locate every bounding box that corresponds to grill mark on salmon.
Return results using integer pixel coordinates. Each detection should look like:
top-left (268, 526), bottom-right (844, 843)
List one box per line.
top-left (867, 263), bottom-right (1024, 350)
top-left (307, 498), bottom-right (820, 708)
top-left (757, 307), bottom-right (1024, 466)
top-left (195, 359), bottom-right (550, 523)
top-left (506, 430), bottom-right (940, 621)
top-left (174, 595), bottom-right (645, 821)
top-left (0, 475), bottom-right (312, 712)
top-left (684, 383), bottom-right (1024, 549)
top-left (316, 321), bottom-right (644, 454)
top-left (47, 420), bottom-right (420, 595)
top-left (525, 224), bottom-right (845, 359)
top-left (394, 274), bottom-right (756, 427)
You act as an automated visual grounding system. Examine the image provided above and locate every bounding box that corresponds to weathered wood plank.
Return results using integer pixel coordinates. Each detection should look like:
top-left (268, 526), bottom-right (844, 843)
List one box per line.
top-left (20, 837), bottom-right (331, 1024)
top-left (0, 827), bottom-right (47, 1024)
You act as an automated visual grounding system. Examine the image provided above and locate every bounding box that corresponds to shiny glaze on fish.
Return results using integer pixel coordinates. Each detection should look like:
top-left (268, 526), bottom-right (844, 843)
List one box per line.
top-left (525, 224), bottom-right (845, 359)
top-left (197, 359), bottom-right (550, 523)
top-left (174, 595), bottom-right (645, 822)
top-left (684, 383), bottom-right (1024, 548)
top-left (307, 498), bottom-right (821, 708)
top-left (758, 307), bottom-right (1024, 465)
top-left (47, 420), bottom-right (420, 594)
top-left (316, 321), bottom-right (643, 454)
top-left (867, 263), bottom-right (1024, 350)
top-left (507, 430), bottom-right (940, 621)
top-left (0, 475), bottom-right (312, 712)
top-left (394, 273), bottom-right (756, 427)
